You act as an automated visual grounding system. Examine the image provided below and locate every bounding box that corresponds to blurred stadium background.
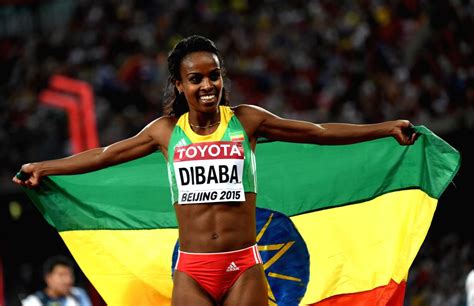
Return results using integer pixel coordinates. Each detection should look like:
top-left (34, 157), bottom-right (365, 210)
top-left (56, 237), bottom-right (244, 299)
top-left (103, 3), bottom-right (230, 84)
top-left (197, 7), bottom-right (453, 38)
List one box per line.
top-left (0, 0), bottom-right (472, 305)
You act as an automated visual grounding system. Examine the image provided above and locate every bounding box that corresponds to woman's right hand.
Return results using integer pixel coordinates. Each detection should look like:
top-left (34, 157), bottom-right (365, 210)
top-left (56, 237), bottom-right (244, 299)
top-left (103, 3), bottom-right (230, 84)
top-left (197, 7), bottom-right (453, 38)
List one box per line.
top-left (12, 163), bottom-right (42, 188)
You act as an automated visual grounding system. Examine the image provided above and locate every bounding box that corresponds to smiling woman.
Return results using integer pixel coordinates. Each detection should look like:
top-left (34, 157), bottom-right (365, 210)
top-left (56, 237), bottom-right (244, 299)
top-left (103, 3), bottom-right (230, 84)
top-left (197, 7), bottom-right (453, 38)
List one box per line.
top-left (13, 35), bottom-right (417, 306)
top-left (164, 36), bottom-right (230, 121)
top-left (176, 51), bottom-right (223, 126)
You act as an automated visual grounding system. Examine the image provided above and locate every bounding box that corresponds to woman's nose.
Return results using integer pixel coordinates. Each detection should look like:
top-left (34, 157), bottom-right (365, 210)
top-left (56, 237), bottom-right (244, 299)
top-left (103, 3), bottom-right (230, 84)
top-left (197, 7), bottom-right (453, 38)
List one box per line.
top-left (201, 78), bottom-right (212, 90)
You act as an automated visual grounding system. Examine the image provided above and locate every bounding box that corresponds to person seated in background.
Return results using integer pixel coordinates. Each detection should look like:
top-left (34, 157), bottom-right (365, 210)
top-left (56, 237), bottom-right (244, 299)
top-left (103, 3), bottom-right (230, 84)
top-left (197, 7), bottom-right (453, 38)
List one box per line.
top-left (21, 255), bottom-right (92, 306)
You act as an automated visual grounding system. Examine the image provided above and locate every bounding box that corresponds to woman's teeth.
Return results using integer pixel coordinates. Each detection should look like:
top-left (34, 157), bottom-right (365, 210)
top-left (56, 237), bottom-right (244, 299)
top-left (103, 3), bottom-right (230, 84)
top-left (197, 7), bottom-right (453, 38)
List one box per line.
top-left (200, 95), bottom-right (215, 102)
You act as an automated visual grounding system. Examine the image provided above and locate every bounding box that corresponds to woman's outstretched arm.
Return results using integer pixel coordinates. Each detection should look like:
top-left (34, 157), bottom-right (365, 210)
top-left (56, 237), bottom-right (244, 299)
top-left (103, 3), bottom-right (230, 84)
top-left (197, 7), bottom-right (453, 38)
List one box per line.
top-left (235, 104), bottom-right (416, 146)
top-left (12, 116), bottom-right (174, 187)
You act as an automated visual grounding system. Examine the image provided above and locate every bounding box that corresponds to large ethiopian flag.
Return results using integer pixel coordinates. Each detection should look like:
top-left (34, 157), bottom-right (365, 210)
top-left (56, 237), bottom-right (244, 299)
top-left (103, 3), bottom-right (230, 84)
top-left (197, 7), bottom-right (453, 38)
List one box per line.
top-left (22, 126), bottom-right (460, 305)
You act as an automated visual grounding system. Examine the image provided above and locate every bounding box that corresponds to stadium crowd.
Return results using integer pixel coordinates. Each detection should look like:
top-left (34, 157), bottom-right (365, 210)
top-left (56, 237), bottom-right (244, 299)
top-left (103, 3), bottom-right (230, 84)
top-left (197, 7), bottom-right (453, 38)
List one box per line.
top-left (1, 0), bottom-right (473, 305)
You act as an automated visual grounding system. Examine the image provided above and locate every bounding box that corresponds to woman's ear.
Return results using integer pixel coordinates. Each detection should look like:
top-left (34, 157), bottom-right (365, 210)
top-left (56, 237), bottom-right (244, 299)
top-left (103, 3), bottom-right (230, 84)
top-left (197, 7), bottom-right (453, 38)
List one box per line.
top-left (175, 81), bottom-right (183, 94)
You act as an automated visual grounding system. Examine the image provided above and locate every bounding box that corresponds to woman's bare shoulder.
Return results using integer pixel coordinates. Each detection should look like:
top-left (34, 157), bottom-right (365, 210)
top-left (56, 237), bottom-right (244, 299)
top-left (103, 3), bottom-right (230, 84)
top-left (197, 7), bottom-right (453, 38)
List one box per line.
top-left (142, 115), bottom-right (178, 146)
top-left (231, 104), bottom-right (269, 117)
top-left (232, 104), bottom-right (279, 123)
top-left (146, 115), bottom-right (178, 130)
top-left (230, 104), bottom-right (272, 137)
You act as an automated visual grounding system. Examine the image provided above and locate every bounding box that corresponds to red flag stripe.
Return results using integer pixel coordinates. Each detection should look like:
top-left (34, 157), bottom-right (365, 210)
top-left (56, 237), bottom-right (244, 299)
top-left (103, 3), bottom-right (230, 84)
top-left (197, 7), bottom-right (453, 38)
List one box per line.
top-left (311, 279), bottom-right (406, 306)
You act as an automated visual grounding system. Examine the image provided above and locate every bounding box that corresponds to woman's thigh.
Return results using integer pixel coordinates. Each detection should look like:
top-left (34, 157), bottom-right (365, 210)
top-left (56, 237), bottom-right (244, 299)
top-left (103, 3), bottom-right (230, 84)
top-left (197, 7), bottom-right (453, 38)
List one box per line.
top-left (172, 270), bottom-right (215, 306)
top-left (223, 264), bottom-right (268, 306)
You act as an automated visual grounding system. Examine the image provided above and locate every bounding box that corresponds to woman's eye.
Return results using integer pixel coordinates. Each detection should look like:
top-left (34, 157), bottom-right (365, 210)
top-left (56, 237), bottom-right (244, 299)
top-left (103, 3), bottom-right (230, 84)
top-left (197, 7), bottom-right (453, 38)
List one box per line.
top-left (189, 76), bottom-right (201, 83)
top-left (210, 73), bottom-right (220, 81)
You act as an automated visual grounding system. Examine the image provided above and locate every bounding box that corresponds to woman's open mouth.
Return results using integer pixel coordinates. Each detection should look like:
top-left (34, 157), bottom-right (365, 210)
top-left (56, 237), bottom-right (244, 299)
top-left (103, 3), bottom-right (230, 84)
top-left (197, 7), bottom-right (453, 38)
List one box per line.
top-left (199, 94), bottom-right (217, 104)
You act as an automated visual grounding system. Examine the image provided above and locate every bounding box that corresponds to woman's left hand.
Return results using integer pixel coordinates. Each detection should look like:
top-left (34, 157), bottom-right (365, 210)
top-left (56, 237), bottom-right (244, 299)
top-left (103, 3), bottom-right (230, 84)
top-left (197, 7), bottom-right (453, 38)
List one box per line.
top-left (391, 120), bottom-right (417, 145)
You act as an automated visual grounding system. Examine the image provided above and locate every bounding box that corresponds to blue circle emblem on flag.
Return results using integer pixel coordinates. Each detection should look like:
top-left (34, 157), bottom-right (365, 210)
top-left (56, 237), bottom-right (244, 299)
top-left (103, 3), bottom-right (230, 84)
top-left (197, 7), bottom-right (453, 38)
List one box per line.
top-left (255, 207), bottom-right (309, 305)
top-left (171, 207), bottom-right (309, 305)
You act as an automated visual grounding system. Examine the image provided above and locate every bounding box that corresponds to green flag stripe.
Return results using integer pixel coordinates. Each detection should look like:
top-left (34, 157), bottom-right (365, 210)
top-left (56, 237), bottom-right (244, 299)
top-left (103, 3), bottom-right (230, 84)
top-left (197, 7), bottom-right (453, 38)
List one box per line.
top-left (256, 125), bottom-right (460, 216)
top-left (24, 125), bottom-right (460, 231)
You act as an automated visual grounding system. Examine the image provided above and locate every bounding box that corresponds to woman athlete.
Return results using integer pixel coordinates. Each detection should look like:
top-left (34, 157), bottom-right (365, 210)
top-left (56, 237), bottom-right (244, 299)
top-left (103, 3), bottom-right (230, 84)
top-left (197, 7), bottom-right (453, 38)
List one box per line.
top-left (13, 35), bottom-right (416, 306)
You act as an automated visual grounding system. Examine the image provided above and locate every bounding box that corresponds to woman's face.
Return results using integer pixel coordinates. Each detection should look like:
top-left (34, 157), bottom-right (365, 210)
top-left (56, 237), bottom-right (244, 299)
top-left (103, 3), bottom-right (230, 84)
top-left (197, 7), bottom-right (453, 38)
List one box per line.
top-left (176, 51), bottom-right (223, 113)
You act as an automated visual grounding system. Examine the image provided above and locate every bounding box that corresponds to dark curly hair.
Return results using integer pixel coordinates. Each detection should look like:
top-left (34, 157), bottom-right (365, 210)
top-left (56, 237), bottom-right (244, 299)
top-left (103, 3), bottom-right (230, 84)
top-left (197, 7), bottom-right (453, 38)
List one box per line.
top-left (164, 35), bottom-right (229, 117)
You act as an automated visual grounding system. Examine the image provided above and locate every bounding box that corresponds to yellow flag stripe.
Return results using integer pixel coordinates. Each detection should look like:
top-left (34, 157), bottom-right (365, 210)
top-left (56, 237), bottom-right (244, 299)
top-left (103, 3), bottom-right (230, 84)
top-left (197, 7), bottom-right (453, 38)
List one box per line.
top-left (292, 189), bottom-right (437, 304)
top-left (60, 229), bottom-right (179, 306)
top-left (59, 189), bottom-right (435, 305)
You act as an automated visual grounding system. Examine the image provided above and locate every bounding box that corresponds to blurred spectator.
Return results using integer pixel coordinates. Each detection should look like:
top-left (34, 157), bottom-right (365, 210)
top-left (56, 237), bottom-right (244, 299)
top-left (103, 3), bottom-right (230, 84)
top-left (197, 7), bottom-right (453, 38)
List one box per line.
top-left (20, 255), bottom-right (91, 306)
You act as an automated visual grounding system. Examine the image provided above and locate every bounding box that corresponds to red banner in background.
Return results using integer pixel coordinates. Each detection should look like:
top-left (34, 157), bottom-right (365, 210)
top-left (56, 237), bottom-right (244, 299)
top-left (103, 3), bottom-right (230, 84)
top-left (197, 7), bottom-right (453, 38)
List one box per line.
top-left (37, 75), bottom-right (104, 305)
top-left (39, 90), bottom-right (84, 154)
top-left (38, 75), bottom-right (99, 154)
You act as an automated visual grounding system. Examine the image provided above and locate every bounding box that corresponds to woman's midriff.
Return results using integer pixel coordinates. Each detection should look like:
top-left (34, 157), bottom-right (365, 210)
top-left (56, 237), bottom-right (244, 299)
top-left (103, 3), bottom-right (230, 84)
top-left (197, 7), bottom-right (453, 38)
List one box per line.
top-left (174, 192), bottom-right (257, 253)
